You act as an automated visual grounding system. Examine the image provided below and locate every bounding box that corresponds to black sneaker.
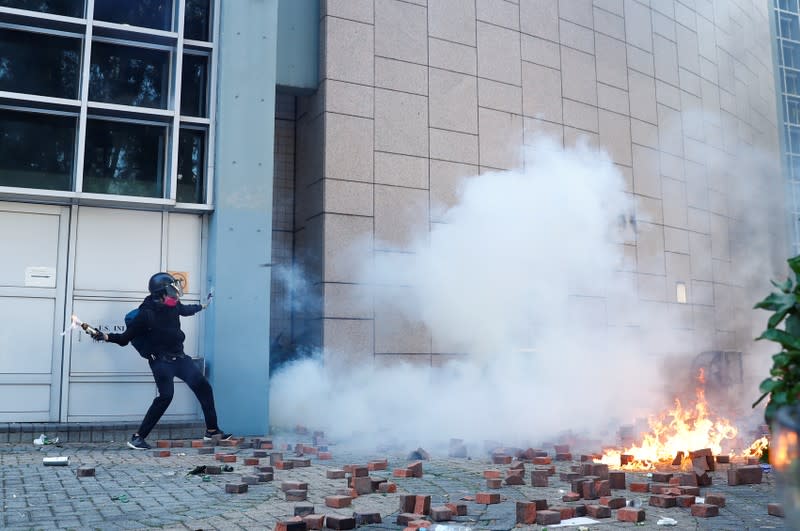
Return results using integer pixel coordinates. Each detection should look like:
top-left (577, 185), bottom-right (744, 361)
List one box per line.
top-left (203, 429), bottom-right (233, 441)
top-left (127, 435), bottom-right (151, 450)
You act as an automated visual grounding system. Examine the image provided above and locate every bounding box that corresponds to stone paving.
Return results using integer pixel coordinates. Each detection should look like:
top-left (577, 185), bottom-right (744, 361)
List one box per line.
top-left (0, 433), bottom-right (790, 530)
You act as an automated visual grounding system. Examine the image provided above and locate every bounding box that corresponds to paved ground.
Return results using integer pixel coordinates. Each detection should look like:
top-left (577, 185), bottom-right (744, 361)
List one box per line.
top-left (0, 432), bottom-right (789, 530)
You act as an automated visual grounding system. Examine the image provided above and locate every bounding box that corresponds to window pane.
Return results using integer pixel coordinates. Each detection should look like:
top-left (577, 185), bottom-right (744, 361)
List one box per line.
top-left (0, 0), bottom-right (83, 17)
top-left (781, 13), bottom-right (800, 41)
top-left (177, 128), bottom-right (205, 203)
top-left (788, 96), bottom-right (800, 124)
top-left (89, 42), bottom-right (170, 109)
top-left (180, 54), bottom-right (207, 117)
top-left (93, 0), bottom-right (172, 31)
top-left (0, 108), bottom-right (74, 191)
top-left (184, 0), bottom-right (210, 41)
top-left (780, 0), bottom-right (799, 12)
top-left (0, 28), bottom-right (81, 99)
top-left (785, 41), bottom-right (800, 70)
top-left (785, 68), bottom-right (800, 94)
top-left (83, 119), bottom-right (166, 198)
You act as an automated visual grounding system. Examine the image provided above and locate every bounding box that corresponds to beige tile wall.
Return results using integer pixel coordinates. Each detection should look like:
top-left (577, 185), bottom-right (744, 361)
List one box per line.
top-left (299, 0), bottom-right (782, 366)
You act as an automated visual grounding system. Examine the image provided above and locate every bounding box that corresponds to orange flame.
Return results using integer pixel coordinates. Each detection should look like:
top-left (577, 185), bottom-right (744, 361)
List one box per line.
top-left (745, 436), bottom-right (769, 459)
top-left (598, 370), bottom-right (738, 469)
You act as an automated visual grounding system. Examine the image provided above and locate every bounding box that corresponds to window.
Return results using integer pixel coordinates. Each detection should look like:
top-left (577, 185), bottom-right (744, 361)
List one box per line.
top-left (785, 68), bottom-right (800, 94)
top-left (184, 0), bottom-right (211, 41)
top-left (779, 0), bottom-right (799, 12)
top-left (780, 13), bottom-right (800, 41)
top-left (180, 53), bottom-right (207, 117)
top-left (89, 42), bottom-right (170, 109)
top-left (93, 0), bottom-right (173, 32)
top-left (0, 0), bottom-right (83, 18)
top-left (83, 119), bottom-right (166, 198)
top-left (0, 108), bottom-right (75, 190)
top-left (0, 28), bottom-right (81, 99)
top-left (788, 96), bottom-right (800, 124)
top-left (177, 128), bottom-right (205, 203)
top-left (785, 41), bottom-right (800, 70)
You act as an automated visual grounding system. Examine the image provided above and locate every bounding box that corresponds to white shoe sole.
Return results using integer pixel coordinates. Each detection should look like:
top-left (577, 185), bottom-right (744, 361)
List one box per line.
top-left (127, 441), bottom-right (150, 450)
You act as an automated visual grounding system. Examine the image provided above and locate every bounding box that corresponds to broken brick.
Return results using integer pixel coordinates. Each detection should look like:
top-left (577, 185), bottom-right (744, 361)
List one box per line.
top-left (704, 493), bottom-right (726, 507)
top-left (617, 507), bottom-right (646, 523)
top-left (429, 506), bottom-right (452, 522)
top-left (475, 492), bottom-right (501, 504)
top-left (696, 472), bottom-right (712, 487)
top-left (768, 502), bottom-right (785, 517)
top-left (516, 501), bottom-right (537, 524)
top-left (536, 510), bottom-right (561, 525)
top-left (676, 495), bottom-right (696, 507)
top-left (691, 503), bottom-right (720, 517)
top-left (324, 495), bottom-right (352, 508)
top-left (599, 496), bottom-right (626, 509)
top-left (226, 483), bottom-right (247, 494)
top-left (649, 494), bottom-right (676, 508)
top-left (378, 482), bottom-right (397, 493)
top-left (585, 505), bottom-right (611, 519)
top-left (445, 502), bottom-right (467, 516)
top-left (324, 514), bottom-right (356, 530)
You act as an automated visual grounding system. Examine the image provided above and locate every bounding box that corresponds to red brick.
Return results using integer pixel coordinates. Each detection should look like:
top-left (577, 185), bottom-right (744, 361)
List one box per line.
top-left (504, 473), bottom-right (525, 486)
top-left (746, 457), bottom-right (760, 465)
top-left (768, 502), bottom-right (785, 517)
top-left (275, 460), bottom-right (293, 470)
top-left (225, 483), bottom-right (247, 494)
top-left (395, 513), bottom-right (423, 526)
top-left (590, 463), bottom-right (609, 480)
top-left (282, 481), bottom-right (309, 492)
top-left (241, 475), bottom-right (259, 485)
top-left (353, 512), bottom-right (382, 525)
top-left (274, 517), bottom-right (306, 531)
top-left (190, 440), bottom-right (205, 448)
top-left (586, 505), bottom-right (611, 518)
top-left (325, 495), bottom-right (352, 508)
top-left (429, 506), bottom-right (452, 522)
top-left (562, 492), bottom-right (581, 502)
top-left (676, 495), bottom-right (696, 507)
top-left (533, 456), bottom-right (552, 465)
top-left (668, 477), bottom-right (681, 486)
top-left (532, 499), bottom-right (548, 510)
top-left (691, 503), bottom-right (720, 517)
top-left (596, 479), bottom-right (611, 497)
top-left (219, 439), bottom-right (239, 447)
top-left (285, 490), bottom-right (307, 501)
top-left (554, 444), bottom-right (570, 453)
top-left (378, 482), bottom-right (397, 493)
top-left (728, 465), bottom-right (762, 485)
top-left (599, 496), bottom-right (626, 509)
top-left (205, 465), bottom-right (221, 474)
top-left (303, 514), bottom-right (325, 530)
top-left (351, 465), bottom-right (369, 477)
top-left (516, 501), bottom-right (537, 524)
top-left (582, 480), bottom-right (598, 500)
top-left (325, 514), bottom-right (356, 530)
top-left (509, 460), bottom-right (525, 470)
top-left (679, 486), bottom-right (700, 496)
top-left (476, 492), bottom-right (501, 504)
top-left (261, 442), bottom-right (273, 449)
top-left (76, 466), bottom-right (95, 477)
top-left (608, 470), bottom-right (626, 490)
top-left (697, 472), bottom-right (712, 487)
top-left (405, 520), bottom-right (432, 530)
top-left (531, 470), bottom-right (549, 487)
top-left (414, 495), bottom-right (431, 515)
top-left (705, 492), bottom-right (726, 507)
top-left (629, 482), bottom-right (649, 493)
top-left (555, 453), bottom-right (572, 461)
top-left (368, 459), bottom-right (387, 471)
top-left (617, 507), bottom-right (646, 523)
top-left (551, 506), bottom-right (575, 520)
top-left (486, 478), bottom-right (502, 489)
top-left (294, 504), bottom-right (314, 517)
top-left (445, 502), bottom-right (467, 516)
top-left (399, 495), bottom-right (417, 513)
top-left (393, 468), bottom-right (413, 478)
top-left (152, 450), bottom-right (170, 457)
top-left (492, 454), bottom-right (512, 464)
top-left (536, 510), bottom-right (561, 525)
top-left (715, 454), bottom-right (730, 464)
top-left (651, 472), bottom-right (672, 483)
top-left (678, 472), bottom-right (698, 486)
top-left (336, 487), bottom-right (358, 498)
top-left (244, 458), bottom-right (259, 466)
top-left (156, 440), bottom-right (170, 448)
top-left (351, 476), bottom-right (372, 495)
top-left (483, 469), bottom-right (501, 479)
top-left (689, 448), bottom-right (715, 471)
top-left (317, 451), bottom-right (332, 460)
top-left (170, 440), bottom-right (185, 448)
top-left (408, 461), bottom-right (423, 477)
top-left (649, 494), bottom-right (676, 508)
top-left (326, 469), bottom-right (345, 479)
top-left (257, 472), bottom-right (273, 482)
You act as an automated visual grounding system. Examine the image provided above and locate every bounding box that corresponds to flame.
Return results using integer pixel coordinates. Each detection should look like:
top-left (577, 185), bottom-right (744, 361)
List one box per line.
top-left (598, 370), bottom-right (739, 469)
top-left (745, 436), bottom-right (769, 459)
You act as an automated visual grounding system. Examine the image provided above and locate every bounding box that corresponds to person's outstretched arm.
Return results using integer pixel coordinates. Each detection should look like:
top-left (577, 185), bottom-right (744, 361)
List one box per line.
top-left (103, 311), bottom-right (148, 346)
top-left (178, 302), bottom-right (204, 317)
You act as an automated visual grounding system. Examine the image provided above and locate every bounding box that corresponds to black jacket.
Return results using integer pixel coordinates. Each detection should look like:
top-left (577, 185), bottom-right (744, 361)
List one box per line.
top-left (107, 295), bottom-right (202, 357)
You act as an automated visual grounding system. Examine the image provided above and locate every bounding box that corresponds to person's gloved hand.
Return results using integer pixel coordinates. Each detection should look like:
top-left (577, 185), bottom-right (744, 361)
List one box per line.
top-left (91, 330), bottom-right (106, 341)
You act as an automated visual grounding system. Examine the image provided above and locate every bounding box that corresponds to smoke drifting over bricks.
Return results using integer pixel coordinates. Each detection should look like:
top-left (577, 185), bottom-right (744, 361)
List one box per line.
top-left (270, 136), bottom-right (785, 450)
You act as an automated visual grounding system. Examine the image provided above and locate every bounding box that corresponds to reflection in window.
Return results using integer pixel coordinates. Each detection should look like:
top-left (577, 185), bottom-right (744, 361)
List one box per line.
top-left (785, 68), bottom-right (800, 94)
top-left (0, 0), bottom-right (83, 17)
top-left (780, 12), bottom-right (800, 41)
top-left (184, 0), bottom-right (210, 41)
top-left (89, 42), bottom-right (169, 109)
top-left (785, 41), bottom-right (800, 70)
top-left (93, 0), bottom-right (172, 31)
top-left (0, 108), bottom-right (75, 191)
top-left (181, 54), bottom-right (207, 117)
top-left (788, 96), bottom-right (800, 124)
top-left (83, 119), bottom-right (166, 198)
top-left (779, 0), bottom-right (799, 12)
top-left (177, 128), bottom-right (205, 203)
top-left (0, 28), bottom-right (81, 99)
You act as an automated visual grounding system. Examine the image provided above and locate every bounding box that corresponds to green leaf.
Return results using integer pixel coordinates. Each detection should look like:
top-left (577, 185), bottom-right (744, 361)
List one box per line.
top-left (760, 378), bottom-right (781, 393)
top-left (789, 255), bottom-right (800, 282)
top-left (755, 292), bottom-right (794, 312)
top-left (773, 353), bottom-right (791, 367)
top-left (766, 400), bottom-right (780, 425)
top-left (772, 277), bottom-right (794, 293)
top-left (787, 315), bottom-right (800, 337)
top-left (758, 328), bottom-right (800, 351)
top-left (774, 390), bottom-right (790, 405)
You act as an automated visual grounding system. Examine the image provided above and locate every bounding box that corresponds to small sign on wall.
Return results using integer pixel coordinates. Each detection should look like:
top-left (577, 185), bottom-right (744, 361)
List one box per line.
top-left (24, 266), bottom-right (56, 288)
top-left (168, 271), bottom-right (189, 293)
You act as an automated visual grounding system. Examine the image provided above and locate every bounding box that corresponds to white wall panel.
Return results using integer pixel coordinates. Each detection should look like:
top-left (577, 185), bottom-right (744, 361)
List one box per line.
top-left (73, 208), bottom-right (162, 292)
top-left (166, 213), bottom-right (203, 296)
top-left (0, 385), bottom-right (50, 413)
top-left (0, 209), bottom-right (59, 287)
top-left (68, 382), bottom-right (197, 417)
top-left (0, 297), bottom-right (55, 373)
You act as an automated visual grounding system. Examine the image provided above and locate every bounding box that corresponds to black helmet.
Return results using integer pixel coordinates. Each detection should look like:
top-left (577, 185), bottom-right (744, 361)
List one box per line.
top-left (148, 272), bottom-right (182, 298)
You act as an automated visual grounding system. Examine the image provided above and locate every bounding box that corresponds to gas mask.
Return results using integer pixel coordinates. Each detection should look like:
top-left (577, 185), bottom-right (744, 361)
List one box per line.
top-left (162, 278), bottom-right (184, 307)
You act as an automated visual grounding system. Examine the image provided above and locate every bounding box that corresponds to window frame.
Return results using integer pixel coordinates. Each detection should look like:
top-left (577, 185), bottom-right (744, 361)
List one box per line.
top-left (0, 0), bottom-right (218, 211)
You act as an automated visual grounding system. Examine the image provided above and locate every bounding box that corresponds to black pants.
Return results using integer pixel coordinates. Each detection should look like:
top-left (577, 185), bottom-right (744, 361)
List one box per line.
top-left (137, 356), bottom-right (219, 439)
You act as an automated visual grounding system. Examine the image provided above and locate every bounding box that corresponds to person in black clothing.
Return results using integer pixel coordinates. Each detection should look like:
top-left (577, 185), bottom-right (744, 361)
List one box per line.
top-left (91, 272), bottom-right (231, 450)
